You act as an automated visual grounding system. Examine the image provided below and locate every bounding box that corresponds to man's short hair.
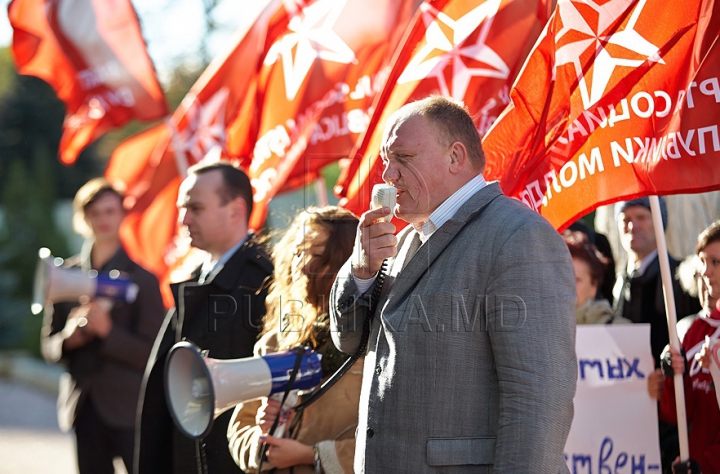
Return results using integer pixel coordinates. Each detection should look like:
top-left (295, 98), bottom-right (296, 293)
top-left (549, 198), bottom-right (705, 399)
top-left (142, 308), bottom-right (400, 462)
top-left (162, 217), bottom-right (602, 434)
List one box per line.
top-left (187, 161), bottom-right (254, 221)
top-left (410, 95), bottom-right (485, 171)
top-left (696, 220), bottom-right (720, 254)
top-left (72, 178), bottom-right (124, 237)
top-left (616, 196), bottom-right (668, 229)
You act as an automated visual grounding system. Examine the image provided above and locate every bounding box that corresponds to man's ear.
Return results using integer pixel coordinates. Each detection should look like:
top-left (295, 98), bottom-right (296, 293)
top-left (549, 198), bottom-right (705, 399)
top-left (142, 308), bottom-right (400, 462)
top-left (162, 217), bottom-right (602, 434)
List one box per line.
top-left (448, 141), bottom-right (468, 174)
top-left (230, 197), bottom-right (247, 221)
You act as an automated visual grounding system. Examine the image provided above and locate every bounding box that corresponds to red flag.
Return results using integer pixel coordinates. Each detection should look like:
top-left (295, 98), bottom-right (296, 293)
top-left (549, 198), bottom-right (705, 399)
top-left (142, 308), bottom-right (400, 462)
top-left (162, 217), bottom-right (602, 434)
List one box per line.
top-left (8, 0), bottom-right (168, 165)
top-left (105, 123), bottom-right (179, 307)
top-left (334, 0), bottom-right (554, 218)
top-left (107, 0), bottom-right (419, 298)
top-left (166, 0), bottom-right (307, 174)
top-left (482, 0), bottom-right (720, 230)
top-left (225, 0), bottom-right (423, 228)
top-left (105, 0), bottom-right (297, 305)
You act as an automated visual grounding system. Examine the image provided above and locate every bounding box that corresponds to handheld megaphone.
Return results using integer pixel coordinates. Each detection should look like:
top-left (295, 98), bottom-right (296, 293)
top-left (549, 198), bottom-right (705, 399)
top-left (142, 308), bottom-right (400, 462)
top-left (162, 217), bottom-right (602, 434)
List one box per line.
top-left (164, 341), bottom-right (322, 439)
top-left (371, 184), bottom-right (397, 223)
top-left (32, 247), bottom-right (139, 315)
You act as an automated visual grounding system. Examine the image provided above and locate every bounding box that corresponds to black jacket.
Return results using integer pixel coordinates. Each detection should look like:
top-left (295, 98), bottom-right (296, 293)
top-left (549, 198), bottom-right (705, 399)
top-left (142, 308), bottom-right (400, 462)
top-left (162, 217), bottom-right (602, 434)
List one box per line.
top-left (41, 245), bottom-right (165, 430)
top-left (135, 235), bottom-right (272, 474)
top-left (614, 253), bottom-right (701, 365)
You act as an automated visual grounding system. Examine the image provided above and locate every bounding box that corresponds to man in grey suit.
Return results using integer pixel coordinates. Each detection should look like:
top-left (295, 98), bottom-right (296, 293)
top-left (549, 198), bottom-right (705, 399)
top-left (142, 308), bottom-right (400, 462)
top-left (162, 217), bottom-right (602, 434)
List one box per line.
top-left (330, 96), bottom-right (577, 473)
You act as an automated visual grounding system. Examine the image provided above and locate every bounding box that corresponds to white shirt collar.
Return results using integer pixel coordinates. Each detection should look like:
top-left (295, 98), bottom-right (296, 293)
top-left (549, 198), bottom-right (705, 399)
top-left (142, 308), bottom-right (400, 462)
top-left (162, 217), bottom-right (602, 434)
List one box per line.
top-left (627, 249), bottom-right (658, 277)
top-left (416, 174), bottom-right (487, 243)
top-left (199, 235), bottom-right (248, 283)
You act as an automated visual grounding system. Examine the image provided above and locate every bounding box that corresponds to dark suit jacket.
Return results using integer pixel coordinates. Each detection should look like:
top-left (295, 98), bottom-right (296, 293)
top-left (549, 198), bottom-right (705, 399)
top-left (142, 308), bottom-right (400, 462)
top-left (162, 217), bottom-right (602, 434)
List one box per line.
top-left (135, 234), bottom-right (272, 474)
top-left (41, 245), bottom-right (165, 431)
top-left (613, 254), bottom-right (701, 365)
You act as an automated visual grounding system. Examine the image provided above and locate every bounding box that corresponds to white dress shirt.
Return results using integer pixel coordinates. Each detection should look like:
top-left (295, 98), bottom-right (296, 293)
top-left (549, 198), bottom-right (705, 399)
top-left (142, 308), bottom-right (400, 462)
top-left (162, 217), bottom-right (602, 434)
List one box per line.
top-left (354, 174), bottom-right (488, 293)
top-left (198, 236), bottom-right (248, 284)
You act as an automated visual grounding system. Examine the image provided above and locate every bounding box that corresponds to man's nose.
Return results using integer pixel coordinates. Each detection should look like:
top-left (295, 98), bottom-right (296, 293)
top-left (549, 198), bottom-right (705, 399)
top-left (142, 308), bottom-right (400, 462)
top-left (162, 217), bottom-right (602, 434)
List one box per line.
top-left (179, 209), bottom-right (189, 226)
top-left (382, 163), bottom-right (398, 183)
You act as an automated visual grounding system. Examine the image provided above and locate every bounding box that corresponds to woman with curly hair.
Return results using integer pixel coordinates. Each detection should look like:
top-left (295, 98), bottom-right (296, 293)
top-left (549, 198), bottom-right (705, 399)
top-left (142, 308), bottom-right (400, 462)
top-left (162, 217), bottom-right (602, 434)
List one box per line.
top-left (228, 206), bottom-right (360, 474)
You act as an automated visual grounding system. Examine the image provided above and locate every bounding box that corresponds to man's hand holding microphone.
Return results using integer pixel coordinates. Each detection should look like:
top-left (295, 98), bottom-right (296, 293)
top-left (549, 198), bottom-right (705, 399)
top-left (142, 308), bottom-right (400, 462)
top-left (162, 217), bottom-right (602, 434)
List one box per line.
top-left (351, 185), bottom-right (398, 280)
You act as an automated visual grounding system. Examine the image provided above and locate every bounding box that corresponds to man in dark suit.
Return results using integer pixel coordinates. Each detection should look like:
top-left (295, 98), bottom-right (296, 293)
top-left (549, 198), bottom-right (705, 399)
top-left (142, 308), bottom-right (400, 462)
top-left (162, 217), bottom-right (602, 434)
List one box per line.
top-left (41, 178), bottom-right (165, 474)
top-left (331, 96), bottom-right (577, 473)
top-left (613, 197), bottom-right (701, 364)
top-left (136, 161), bottom-right (272, 474)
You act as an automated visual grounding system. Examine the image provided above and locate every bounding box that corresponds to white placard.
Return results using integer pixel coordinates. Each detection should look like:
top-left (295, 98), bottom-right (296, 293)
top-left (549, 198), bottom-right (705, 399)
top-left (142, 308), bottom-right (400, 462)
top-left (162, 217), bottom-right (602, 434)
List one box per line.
top-left (565, 325), bottom-right (662, 473)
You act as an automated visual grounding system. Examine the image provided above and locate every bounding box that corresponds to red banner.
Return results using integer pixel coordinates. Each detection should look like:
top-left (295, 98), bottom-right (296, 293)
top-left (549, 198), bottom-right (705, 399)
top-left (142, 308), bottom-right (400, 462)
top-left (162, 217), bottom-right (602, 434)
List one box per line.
top-left (482, 0), bottom-right (720, 230)
top-left (165, 0), bottom-right (308, 175)
top-left (334, 0), bottom-right (554, 217)
top-left (104, 123), bottom-right (179, 306)
top-left (106, 0), bottom-right (425, 301)
top-left (105, 0), bottom-right (304, 305)
top-left (8, 0), bottom-right (168, 164)
top-left (225, 0), bottom-right (423, 228)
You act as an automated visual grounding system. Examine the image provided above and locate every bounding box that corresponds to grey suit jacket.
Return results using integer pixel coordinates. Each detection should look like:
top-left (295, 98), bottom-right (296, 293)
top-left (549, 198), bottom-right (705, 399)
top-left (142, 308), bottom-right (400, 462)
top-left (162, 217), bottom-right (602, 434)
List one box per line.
top-left (330, 182), bottom-right (577, 473)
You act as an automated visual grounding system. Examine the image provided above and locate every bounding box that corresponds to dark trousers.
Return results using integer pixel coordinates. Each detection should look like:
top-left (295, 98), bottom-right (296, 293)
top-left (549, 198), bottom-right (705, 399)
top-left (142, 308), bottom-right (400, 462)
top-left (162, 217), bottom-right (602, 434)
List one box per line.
top-left (75, 400), bottom-right (134, 474)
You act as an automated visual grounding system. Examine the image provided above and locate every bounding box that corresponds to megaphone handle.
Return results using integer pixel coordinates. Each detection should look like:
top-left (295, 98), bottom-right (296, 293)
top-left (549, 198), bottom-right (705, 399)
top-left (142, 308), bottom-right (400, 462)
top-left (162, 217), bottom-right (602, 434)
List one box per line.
top-left (273, 390), bottom-right (299, 438)
top-left (94, 297), bottom-right (114, 311)
top-left (273, 390), bottom-right (299, 409)
top-left (269, 393), bottom-right (288, 438)
top-left (258, 348), bottom-right (306, 471)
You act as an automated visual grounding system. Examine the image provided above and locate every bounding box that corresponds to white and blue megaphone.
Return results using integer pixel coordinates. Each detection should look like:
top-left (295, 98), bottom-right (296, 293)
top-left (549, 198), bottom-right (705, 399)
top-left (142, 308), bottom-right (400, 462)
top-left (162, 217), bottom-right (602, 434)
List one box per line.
top-left (32, 247), bottom-right (139, 314)
top-left (164, 341), bottom-right (322, 439)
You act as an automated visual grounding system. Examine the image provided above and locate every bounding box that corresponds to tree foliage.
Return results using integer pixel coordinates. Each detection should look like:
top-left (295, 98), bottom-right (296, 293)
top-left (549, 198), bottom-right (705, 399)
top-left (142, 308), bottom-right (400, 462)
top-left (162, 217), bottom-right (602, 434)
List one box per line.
top-left (0, 44), bottom-right (203, 353)
top-left (0, 47), bottom-right (98, 353)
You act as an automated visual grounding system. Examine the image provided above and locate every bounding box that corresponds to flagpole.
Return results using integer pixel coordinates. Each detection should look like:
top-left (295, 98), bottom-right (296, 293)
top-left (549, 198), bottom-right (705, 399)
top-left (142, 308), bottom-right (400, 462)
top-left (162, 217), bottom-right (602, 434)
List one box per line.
top-left (315, 176), bottom-right (328, 207)
top-left (649, 195), bottom-right (690, 461)
top-left (166, 117), bottom-right (189, 179)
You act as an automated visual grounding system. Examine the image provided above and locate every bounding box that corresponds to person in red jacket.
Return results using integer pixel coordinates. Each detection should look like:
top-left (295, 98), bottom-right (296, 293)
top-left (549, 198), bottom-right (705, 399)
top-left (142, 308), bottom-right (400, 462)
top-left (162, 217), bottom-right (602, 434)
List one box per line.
top-left (660, 220), bottom-right (720, 473)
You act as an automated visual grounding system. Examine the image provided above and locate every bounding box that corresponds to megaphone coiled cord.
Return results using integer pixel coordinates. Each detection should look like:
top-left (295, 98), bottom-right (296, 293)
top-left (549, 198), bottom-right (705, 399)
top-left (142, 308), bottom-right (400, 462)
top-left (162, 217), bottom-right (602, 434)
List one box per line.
top-left (195, 439), bottom-right (208, 474)
top-left (293, 258), bottom-right (387, 412)
top-left (258, 259), bottom-right (388, 472)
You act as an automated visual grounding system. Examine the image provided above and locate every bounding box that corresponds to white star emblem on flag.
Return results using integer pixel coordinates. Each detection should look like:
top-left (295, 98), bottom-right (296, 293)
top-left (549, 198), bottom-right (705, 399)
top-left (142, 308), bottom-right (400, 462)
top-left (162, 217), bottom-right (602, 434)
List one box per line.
top-left (554, 0), bottom-right (664, 110)
top-left (177, 88), bottom-right (230, 164)
top-left (264, 0), bottom-right (356, 101)
top-left (397, 0), bottom-right (510, 101)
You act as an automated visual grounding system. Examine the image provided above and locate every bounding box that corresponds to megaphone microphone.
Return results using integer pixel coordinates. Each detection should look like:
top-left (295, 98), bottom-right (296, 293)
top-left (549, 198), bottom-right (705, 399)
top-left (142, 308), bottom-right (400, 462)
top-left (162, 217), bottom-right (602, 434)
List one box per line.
top-left (371, 184), bottom-right (397, 222)
top-left (32, 247), bottom-right (139, 314)
top-left (164, 341), bottom-right (322, 439)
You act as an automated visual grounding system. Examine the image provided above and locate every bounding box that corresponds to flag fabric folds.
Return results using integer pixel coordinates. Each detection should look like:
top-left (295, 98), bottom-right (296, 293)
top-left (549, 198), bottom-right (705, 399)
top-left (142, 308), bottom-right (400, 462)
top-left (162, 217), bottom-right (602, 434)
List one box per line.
top-left (105, 0), bottom-right (290, 305)
top-left (227, 0), bottom-right (423, 228)
top-left (8, 0), bottom-right (167, 164)
top-left (334, 0), bottom-right (555, 218)
top-left (105, 122), bottom-right (185, 307)
top-left (482, 0), bottom-right (720, 230)
top-left (106, 0), bottom-right (420, 301)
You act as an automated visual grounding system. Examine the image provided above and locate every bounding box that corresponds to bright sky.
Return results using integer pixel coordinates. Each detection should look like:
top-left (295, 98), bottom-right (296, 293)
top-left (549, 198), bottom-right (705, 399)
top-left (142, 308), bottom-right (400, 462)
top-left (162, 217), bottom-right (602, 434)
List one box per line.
top-left (0, 0), bottom-right (266, 82)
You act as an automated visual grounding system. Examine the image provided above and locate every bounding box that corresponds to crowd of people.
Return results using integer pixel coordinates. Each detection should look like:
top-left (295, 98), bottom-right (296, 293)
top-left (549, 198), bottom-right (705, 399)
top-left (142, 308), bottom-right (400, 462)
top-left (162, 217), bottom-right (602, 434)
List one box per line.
top-left (40, 95), bottom-right (720, 474)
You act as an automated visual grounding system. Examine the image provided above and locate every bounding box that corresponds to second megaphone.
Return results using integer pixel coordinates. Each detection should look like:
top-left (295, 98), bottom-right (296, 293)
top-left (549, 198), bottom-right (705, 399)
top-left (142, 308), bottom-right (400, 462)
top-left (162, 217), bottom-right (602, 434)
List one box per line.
top-left (32, 247), bottom-right (139, 314)
top-left (164, 341), bottom-right (322, 439)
